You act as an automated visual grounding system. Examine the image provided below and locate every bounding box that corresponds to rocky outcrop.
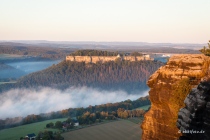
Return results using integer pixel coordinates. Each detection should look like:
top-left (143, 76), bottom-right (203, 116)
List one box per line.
top-left (177, 81), bottom-right (210, 140)
top-left (66, 55), bottom-right (152, 63)
top-left (141, 54), bottom-right (210, 140)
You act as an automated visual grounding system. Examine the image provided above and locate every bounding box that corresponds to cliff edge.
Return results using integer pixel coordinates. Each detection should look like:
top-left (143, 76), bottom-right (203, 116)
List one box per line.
top-left (141, 54), bottom-right (210, 140)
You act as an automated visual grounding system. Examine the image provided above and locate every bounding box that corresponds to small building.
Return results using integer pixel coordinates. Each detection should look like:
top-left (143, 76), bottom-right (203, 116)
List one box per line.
top-left (143, 54), bottom-right (150, 58)
top-left (117, 54), bottom-right (121, 58)
top-left (25, 133), bottom-right (36, 140)
top-left (71, 119), bottom-right (79, 126)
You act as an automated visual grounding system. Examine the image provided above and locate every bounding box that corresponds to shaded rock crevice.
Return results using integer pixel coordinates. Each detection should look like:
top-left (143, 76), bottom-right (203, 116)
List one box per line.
top-left (177, 81), bottom-right (210, 140)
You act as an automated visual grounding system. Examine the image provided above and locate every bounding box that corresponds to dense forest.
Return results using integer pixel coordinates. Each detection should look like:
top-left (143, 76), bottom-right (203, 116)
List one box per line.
top-left (0, 96), bottom-right (150, 129)
top-left (6, 60), bottom-right (164, 92)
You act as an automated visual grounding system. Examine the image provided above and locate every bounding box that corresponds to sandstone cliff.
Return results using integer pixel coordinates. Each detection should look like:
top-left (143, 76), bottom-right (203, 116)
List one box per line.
top-left (141, 54), bottom-right (210, 140)
top-left (66, 55), bottom-right (152, 63)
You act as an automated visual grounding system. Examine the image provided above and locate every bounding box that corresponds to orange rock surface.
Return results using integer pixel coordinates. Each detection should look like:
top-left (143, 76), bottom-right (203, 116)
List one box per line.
top-left (141, 54), bottom-right (210, 140)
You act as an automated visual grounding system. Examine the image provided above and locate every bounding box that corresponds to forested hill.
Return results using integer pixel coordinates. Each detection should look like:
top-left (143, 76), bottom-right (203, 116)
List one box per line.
top-left (3, 60), bottom-right (164, 92)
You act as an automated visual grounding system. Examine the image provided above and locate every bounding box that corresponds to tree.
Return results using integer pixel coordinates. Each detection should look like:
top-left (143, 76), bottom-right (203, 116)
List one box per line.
top-left (46, 122), bottom-right (54, 128)
top-left (100, 111), bottom-right (108, 119)
top-left (90, 113), bottom-right (96, 122)
top-left (131, 52), bottom-right (143, 56)
top-left (66, 117), bottom-right (72, 123)
top-left (54, 133), bottom-right (64, 140)
top-left (122, 111), bottom-right (129, 119)
top-left (117, 108), bottom-right (125, 118)
top-left (200, 40), bottom-right (210, 56)
top-left (42, 131), bottom-right (51, 140)
top-left (136, 109), bottom-right (145, 117)
top-left (95, 111), bottom-right (101, 119)
top-left (46, 124), bottom-right (50, 128)
top-left (55, 121), bottom-right (62, 129)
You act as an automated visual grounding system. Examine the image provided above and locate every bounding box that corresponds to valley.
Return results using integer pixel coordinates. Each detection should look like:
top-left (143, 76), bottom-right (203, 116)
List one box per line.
top-left (0, 42), bottom-right (206, 140)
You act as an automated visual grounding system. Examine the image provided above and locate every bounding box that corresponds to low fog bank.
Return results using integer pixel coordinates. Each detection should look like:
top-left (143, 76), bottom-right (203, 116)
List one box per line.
top-left (0, 87), bottom-right (148, 119)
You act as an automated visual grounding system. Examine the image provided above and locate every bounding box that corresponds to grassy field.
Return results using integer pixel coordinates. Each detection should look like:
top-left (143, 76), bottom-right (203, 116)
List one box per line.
top-left (134, 105), bottom-right (151, 111)
top-left (0, 118), bottom-right (67, 140)
top-left (62, 119), bottom-right (142, 140)
top-left (127, 117), bottom-right (144, 124)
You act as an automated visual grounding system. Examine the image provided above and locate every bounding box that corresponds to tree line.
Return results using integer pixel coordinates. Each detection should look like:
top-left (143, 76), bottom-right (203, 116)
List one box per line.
top-left (69, 49), bottom-right (119, 56)
top-left (69, 49), bottom-right (144, 56)
top-left (77, 108), bottom-right (145, 125)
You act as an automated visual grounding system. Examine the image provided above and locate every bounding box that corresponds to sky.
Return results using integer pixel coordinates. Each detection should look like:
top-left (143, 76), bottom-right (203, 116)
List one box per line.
top-left (0, 0), bottom-right (210, 43)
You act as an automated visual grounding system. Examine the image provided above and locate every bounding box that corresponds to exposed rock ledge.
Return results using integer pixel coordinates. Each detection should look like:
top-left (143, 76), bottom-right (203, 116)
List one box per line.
top-left (141, 54), bottom-right (210, 140)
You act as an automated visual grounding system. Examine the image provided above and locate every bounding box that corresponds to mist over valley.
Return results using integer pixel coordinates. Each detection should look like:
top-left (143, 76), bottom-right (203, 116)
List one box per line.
top-left (0, 54), bottom-right (61, 79)
top-left (0, 86), bottom-right (148, 119)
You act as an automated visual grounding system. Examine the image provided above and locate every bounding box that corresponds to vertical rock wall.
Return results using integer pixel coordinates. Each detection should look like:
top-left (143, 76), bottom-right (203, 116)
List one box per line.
top-left (141, 54), bottom-right (210, 140)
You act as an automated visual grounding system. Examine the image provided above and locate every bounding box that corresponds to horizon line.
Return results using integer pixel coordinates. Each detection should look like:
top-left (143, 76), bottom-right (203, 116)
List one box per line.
top-left (0, 40), bottom-right (206, 45)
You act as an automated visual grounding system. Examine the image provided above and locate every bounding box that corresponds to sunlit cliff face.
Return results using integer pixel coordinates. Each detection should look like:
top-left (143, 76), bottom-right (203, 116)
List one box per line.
top-left (141, 54), bottom-right (210, 140)
top-left (65, 55), bottom-right (152, 63)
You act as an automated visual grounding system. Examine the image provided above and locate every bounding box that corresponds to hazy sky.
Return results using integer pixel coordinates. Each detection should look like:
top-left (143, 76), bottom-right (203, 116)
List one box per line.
top-left (0, 0), bottom-right (210, 43)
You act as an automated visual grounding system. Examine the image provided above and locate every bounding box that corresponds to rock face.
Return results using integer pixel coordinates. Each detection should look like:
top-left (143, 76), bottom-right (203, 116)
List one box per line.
top-left (66, 55), bottom-right (152, 63)
top-left (177, 81), bottom-right (210, 140)
top-left (141, 54), bottom-right (210, 140)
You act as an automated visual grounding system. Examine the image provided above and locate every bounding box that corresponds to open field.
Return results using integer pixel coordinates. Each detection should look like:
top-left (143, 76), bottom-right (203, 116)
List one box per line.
top-left (134, 105), bottom-right (151, 111)
top-left (0, 118), bottom-right (67, 140)
top-left (62, 119), bottom-right (142, 140)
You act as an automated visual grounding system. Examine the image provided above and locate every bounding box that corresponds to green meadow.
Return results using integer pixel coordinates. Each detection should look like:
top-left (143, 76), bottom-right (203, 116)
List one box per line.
top-left (134, 105), bottom-right (151, 111)
top-left (0, 118), bottom-right (67, 140)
